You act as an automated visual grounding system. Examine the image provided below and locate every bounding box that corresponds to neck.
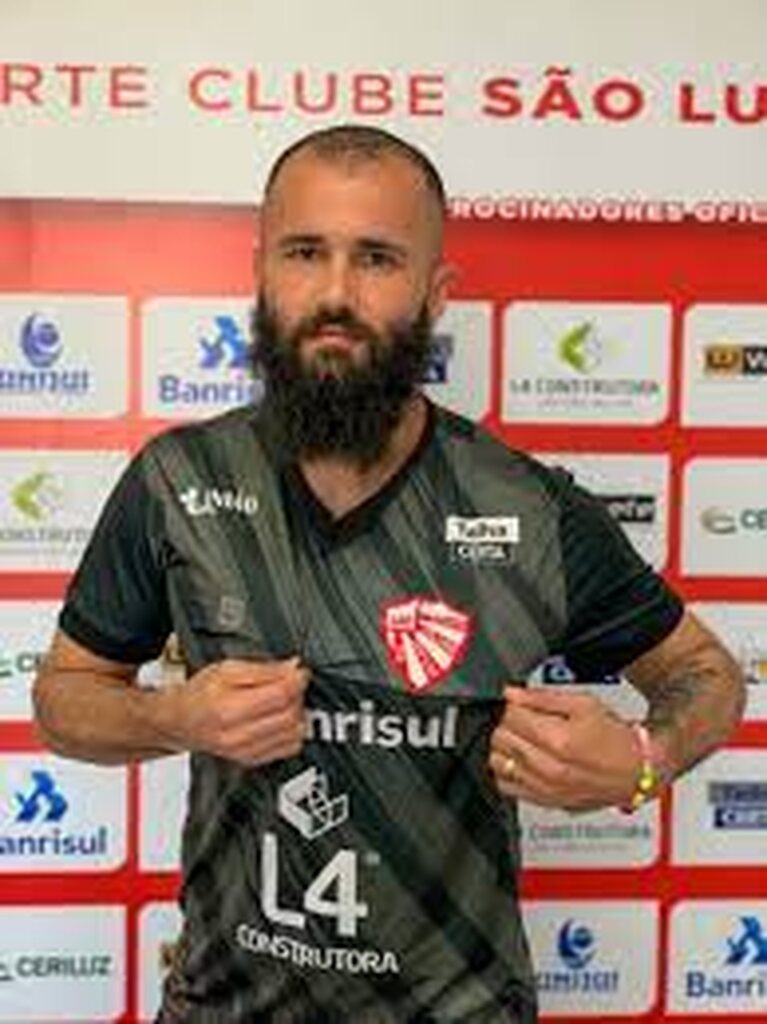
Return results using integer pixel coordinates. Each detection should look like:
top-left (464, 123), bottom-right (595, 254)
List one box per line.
top-left (299, 394), bottom-right (428, 518)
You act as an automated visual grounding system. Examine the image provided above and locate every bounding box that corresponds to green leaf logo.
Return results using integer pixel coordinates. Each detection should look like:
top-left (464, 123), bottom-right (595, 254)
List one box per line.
top-left (558, 322), bottom-right (603, 374)
top-left (12, 472), bottom-right (62, 521)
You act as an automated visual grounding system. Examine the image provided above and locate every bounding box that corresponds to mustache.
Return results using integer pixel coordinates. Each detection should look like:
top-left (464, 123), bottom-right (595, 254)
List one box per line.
top-left (289, 306), bottom-right (381, 347)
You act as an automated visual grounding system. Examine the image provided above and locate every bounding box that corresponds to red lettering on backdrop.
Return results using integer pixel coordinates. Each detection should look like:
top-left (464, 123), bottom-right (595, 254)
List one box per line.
top-left (352, 74), bottom-right (394, 115)
top-left (678, 83), bottom-right (716, 123)
top-left (408, 74), bottom-right (446, 116)
top-left (532, 68), bottom-right (583, 121)
top-left (109, 66), bottom-right (150, 109)
top-left (189, 68), bottom-right (233, 111)
top-left (480, 77), bottom-right (523, 118)
top-left (0, 63), bottom-right (44, 105)
top-left (295, 72), bottom-right (337, 114)
top-left (245, 72), bottom-right (283, 113)
top-left (54, 64), bottom-right (98, 107)
top-left (592, 79), bottom-right (645, 121)
top-left (725, 83), bottom-right (767, 124)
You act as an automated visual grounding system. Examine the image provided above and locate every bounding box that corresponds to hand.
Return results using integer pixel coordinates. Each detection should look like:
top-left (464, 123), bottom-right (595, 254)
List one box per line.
top-left (488, 687), bottom-right (640, 812)
top-left (156, 657), bottom-right (309, 766)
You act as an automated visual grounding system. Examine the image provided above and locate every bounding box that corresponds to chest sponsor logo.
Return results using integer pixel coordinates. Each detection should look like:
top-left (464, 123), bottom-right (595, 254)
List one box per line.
top-left (380, 597), bottom-right (472, 692)
top-left (178, 485), bottom-right (259, 517)
top-left (305, 699), bottom-right (459, 751)
top-left (238, 765), bottom-right (400, 976)
top-left (444, 514), bottom-right (520, 565)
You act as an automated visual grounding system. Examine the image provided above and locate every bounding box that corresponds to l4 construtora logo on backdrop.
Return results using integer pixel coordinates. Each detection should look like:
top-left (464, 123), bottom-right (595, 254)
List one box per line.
top-left (502, 302), bottom-right (671, 425)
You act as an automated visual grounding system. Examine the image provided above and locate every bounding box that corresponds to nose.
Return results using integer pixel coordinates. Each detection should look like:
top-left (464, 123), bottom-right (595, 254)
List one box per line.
top-left (321, 252), bottom-right (357, 310)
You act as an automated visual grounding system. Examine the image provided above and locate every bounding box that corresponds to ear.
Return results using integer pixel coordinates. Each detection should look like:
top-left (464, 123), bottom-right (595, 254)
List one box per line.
top-left (427, 261), bottom-right (457, 324)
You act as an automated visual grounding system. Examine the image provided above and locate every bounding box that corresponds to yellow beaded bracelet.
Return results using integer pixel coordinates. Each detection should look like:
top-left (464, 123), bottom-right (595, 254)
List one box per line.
top-left (620, 722), bottom-right (662, 814)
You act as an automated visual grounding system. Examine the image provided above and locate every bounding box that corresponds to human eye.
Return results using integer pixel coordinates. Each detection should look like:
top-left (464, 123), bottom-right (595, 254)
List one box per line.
top-left (283, 240), bottom-right (324, 262)
top-left (357, 245), bottom-right (401, 271)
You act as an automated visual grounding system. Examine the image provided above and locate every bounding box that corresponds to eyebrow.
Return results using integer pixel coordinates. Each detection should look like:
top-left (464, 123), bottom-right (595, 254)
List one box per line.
top-left (276, 233), bottom-right (409, 259)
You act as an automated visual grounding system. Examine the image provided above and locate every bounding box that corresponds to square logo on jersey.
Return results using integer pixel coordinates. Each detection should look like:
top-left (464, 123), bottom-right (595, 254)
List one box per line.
top-left (380, 597), bottom-right (472, 692)
top-left (444, 515), bottom-right (520, 565)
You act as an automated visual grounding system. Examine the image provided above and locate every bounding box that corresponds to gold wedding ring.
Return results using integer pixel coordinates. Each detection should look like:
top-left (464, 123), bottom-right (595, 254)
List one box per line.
top-left (503, 756), bottom-right (517, 779)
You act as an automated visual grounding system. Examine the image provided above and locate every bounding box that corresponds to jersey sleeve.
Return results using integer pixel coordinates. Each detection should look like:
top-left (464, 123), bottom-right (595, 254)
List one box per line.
top-left (58, 445), bottom-right (172, 664)
top-left (555, 473), bottom-right (683, 678)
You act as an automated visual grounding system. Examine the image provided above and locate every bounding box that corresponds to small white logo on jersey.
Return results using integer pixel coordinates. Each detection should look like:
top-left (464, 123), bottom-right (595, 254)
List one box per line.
top-left (178, 485), bottom-right (259, 517)
top-left (445, 515), bottom-right (520, 565)
top-left (278, 767), bottom-right (349, 840)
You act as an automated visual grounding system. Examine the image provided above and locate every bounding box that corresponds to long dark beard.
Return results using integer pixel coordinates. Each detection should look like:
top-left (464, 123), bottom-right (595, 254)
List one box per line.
top-left (250, 296), bottom-right (432, 466)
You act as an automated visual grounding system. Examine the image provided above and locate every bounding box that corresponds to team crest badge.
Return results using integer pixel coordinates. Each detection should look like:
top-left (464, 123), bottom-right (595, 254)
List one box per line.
top-left (380, 596), bottom-right (473, 693)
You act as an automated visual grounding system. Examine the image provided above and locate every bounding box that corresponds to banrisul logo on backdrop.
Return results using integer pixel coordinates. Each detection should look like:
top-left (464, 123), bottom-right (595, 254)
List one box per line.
top-left (682, 305), bottom-right (767, 426)
top-left (502, 302), bottom-right (671, 425)
top-left (669, 902), bottom-right (767, 1013)
top-left (0, 755), bottom-right (126, 872)
top-left (0, 450), bottom-right (127, 572)
top-left (141, 299), bottom-right (263, 419)
top-left (525, 901), bottom-right (657, 1016)
top-left (0, 295), bottom-right (128, 416)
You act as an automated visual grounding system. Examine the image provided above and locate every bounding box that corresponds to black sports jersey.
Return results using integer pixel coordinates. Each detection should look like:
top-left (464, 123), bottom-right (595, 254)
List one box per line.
top-left (60, 402), bottom-right (683, 1024)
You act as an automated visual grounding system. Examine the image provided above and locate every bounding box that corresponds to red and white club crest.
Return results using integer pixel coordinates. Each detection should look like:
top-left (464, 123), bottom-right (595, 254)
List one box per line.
top-left (380, 596), bottom-right (473, 693)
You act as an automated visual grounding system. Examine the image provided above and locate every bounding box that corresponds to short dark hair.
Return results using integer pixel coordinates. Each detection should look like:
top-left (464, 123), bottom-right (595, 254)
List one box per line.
top-left (263, 124), bottom-right (446, 213)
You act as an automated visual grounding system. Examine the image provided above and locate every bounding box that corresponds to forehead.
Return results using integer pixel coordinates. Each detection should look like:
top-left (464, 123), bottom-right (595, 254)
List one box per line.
top-left (261, 150), bottom-right (440, 248)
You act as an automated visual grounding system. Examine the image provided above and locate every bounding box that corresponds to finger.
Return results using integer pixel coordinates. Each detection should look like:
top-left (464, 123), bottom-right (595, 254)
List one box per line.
top-left (233, 704), bottom-right (306, 746)
top-left (503, 685), bottom-right (593, 717)
top-left (236, 733), bottom-right (306, 767)
top-left (494, 705), bottom-right (570, 754)
top-left (488, 747), bottom-right (562, 806)
top-left (219, 657), bottom-right (308, 688)
top-left (491, 728), bottom-right (573, 790)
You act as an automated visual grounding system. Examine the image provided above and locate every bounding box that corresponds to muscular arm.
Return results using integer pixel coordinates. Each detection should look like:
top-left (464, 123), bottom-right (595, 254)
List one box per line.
top-left (624, 609), bottom-right (747, 782)
top-left (33, 629), bottom-right (185, 764)
top-left (489, 610), bottom-right (746, 811)
top-left (33, 629), bottom-right (309, 768)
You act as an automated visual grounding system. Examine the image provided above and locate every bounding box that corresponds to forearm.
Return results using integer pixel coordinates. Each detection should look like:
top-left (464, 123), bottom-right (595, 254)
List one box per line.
top-left (33, 669), bottom-right (181, 765)
top-left (626, 612), bottom-right (747, 783)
